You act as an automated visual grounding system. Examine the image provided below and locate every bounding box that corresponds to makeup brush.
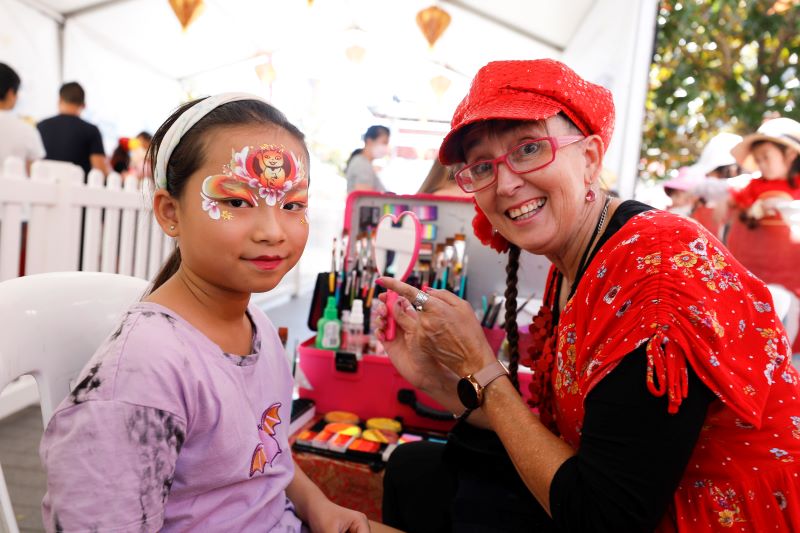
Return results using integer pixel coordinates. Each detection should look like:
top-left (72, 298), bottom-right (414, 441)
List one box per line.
top-left (458, 255), bottom-right (469, 298)
top-left (454, 233), bottom-right (466, 271)
top-left (329, 237), bottom-right (337, 293)
top-left (442, 238), bottom-right (455, 291)
top-left (433, 243), bottom-right (445, 289)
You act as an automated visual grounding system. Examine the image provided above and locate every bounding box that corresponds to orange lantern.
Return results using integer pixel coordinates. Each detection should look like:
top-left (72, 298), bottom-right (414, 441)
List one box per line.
top-left (345, 44), bottom-right (366, 64)
top-left (168, 0), bottom-right (205, 30)
top-left (416, 5), bottom-right (451, 48)
top-left (255, 61), bottom-right (277, 84)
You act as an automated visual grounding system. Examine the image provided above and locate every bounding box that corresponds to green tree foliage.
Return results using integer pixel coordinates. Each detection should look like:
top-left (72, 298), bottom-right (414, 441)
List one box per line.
top-left (641, 0), bottom-right (800, 179)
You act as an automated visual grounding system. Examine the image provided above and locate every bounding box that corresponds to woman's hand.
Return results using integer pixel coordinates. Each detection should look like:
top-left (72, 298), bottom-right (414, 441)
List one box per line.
top-left (372, 294), bottom-right (453, 391)
top-left (376, 278), bottom-right (496, 377)
top-left (306, 499), bottom-right (370, 533)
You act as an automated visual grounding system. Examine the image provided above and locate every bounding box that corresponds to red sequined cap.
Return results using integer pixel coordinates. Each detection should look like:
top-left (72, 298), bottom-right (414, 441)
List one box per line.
top-left (439, 58), bottom-right (615, 165)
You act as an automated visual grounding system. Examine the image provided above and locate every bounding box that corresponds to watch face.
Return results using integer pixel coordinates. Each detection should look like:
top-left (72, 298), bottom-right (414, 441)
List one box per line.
top-left (457, 377), bottom-right (481, 409)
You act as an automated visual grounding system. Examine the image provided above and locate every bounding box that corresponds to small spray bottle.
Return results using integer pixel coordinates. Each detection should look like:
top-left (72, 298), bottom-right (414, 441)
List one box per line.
top-left (344, 299), bottom-right (366, 359)
top-left (316, 297), bottom-right (342, 350)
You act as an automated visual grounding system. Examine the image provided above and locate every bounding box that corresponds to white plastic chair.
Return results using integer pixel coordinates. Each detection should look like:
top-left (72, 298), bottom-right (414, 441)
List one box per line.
top-left (0, 272), bottom-right (148, 533)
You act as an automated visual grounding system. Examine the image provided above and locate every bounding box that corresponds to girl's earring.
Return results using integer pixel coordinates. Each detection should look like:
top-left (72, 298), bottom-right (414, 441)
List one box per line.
top-left (585, 189), bottom-right (596, 202)
top-left (169, 225), bottom-right (176, 231)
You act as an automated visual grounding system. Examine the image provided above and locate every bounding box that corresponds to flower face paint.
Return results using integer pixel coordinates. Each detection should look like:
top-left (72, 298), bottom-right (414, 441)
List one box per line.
top-left (201, 144), bottom-right (309, 219)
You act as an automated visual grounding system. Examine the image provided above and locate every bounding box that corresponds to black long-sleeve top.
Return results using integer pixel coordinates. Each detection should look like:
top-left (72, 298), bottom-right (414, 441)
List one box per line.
top-left (445, 201), bottom-right (716, 532)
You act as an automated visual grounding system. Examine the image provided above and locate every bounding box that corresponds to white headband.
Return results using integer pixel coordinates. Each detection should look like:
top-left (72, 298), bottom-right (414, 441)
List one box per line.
top-left (154, 92), bottom-right (268, 189)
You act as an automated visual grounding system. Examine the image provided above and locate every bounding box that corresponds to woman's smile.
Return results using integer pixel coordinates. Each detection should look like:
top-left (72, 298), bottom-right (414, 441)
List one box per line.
top-left (506, 197), bottom-right (547, 223)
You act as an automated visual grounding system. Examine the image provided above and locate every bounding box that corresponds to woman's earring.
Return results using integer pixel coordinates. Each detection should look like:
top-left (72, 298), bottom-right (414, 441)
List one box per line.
top-left (585, 189), bottom-right (596, 202)
top-left (169, 225), bottom-right (176, 231)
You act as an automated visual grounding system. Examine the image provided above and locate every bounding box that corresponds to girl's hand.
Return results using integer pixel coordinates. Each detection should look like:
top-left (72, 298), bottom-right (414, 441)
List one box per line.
top-left (376, 278), bottom-right (496, 377)
top-left (372, 295), bottom-right (453, 391)
top-left (306, 499), bottom-right (369, 533)
top-left (748, 199), bottom-right (766, 220)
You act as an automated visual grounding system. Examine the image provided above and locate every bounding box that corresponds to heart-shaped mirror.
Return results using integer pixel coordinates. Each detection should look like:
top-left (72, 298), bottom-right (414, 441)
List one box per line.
top-left (373, 211), bottom-right (422, 341)
top-left (373, 211), bottom-right (423, 282)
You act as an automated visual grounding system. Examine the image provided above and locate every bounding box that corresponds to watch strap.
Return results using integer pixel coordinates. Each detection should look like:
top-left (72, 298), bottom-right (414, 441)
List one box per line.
top-left (454, 408), bottom-right (474, 422)
top-left (472, 360), bottom-right (509, 388)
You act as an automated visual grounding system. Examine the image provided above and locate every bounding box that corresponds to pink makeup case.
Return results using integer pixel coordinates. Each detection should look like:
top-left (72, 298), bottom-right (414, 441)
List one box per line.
top-left (298, 191), bottom-right (547, 431)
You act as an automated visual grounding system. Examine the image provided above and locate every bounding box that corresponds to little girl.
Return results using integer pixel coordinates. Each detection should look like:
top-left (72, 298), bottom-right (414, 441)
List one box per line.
top-left (727, 117), bottom-right (800, 350)
top-left (730, 117), bottom-right (800, 223)
top-left (39, 94), bottom-right (371, 532)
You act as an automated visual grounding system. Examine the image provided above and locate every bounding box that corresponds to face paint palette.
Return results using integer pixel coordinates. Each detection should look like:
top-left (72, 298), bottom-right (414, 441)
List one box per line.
top-left (291, 415), bottom-right (446, 468)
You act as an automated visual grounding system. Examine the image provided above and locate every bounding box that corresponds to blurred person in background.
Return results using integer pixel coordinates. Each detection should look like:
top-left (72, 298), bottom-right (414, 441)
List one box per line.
top-left (345, 125), bottom-right (390, 193)
top-left (417, 160), bottom-right (470, 197)
top-left (688, 132), bottom-right (745, 240)
top-left (38, 82), bottom-right (108, 179)
top-left (0, 62), bottom-right (45, 172)
top-left (129, 131), bottom-right (152, 180)
top-left (662, 166), bottom-right (702, 217)
top-left (725, 118), bottom-right (800, 344)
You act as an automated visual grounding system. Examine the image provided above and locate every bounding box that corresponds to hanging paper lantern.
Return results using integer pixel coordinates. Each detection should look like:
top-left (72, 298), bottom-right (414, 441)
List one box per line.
top-left (416, 5), bottom-right (451, 48)
top-left (430, 75), bottom-right (451, 98)
top-left (168, 0), bottom-right (205, 30)
top-left (255, 61), bottom-right (277, 84)
top-left (345, 44), bottom-right (366, 64)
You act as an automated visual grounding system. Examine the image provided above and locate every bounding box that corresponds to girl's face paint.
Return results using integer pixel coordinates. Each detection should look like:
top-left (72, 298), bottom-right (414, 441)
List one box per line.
top-left (176, 125), bottom-right (310, 296)
top-left (201, 143), bottom-right (307, 214)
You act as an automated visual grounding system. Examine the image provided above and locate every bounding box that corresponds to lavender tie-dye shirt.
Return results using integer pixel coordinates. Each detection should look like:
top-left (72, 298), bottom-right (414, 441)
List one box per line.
top-left (40, 302), bottom-right (303, 532)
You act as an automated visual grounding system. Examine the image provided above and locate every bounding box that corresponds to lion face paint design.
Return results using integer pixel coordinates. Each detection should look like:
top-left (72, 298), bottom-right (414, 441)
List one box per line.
top-left (201, 144), bottom-right (308, 220)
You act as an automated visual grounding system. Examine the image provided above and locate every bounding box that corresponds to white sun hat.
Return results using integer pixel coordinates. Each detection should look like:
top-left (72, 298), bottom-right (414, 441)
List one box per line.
top-left (691, 132), bottom-right (743, 176)
top-left (731, 117), bottom-right (800, 166)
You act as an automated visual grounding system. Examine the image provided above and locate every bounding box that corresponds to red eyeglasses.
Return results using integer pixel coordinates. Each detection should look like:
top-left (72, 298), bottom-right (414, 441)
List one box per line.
top-left (454, 135), bottom-right (585, 193)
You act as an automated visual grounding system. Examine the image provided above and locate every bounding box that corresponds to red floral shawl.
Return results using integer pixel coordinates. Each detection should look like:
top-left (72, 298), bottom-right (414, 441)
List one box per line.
top-left (525, 209), bottom-right (800, 531)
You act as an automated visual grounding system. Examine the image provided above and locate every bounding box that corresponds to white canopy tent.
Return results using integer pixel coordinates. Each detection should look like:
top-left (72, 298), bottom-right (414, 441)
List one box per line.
top-left (0, 0), bottom-right (658, 196)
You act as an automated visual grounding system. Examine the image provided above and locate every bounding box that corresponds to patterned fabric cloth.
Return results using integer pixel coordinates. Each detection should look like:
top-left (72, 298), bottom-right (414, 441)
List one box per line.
top-left (293, 451), bottom-right (384, 521)
top-left (528, 209), bottom-right (800, 531)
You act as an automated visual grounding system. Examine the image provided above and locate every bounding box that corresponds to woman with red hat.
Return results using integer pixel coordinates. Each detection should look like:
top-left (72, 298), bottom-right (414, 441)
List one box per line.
top-left (374, 59), bottom-right (800, 532)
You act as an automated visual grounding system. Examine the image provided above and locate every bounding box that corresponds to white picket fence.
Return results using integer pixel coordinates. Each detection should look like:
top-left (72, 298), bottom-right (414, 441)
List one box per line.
top-left (0, 157), bottom-right (172, 282)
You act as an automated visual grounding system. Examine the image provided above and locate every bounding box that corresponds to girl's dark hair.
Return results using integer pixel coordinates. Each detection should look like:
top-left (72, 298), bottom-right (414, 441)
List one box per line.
top-left (711, 164), bottom-right (742, 180)
top-left (504, 244), bottom-right (521, 391)
top-left (790, 156), bottom-right (800, 188)
top-left (145, 97), bottom-right (309, 293)
top-left (363, 125), bottom-right (390, 142)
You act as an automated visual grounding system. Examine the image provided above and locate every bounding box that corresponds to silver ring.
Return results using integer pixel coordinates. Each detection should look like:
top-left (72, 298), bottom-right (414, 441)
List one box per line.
top-left (412, 290), bottom-right (430, 311)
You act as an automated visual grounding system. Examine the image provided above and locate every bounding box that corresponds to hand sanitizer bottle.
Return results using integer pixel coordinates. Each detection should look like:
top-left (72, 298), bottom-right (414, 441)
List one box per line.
top-left (315, 297), bottom-right (342, 350)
